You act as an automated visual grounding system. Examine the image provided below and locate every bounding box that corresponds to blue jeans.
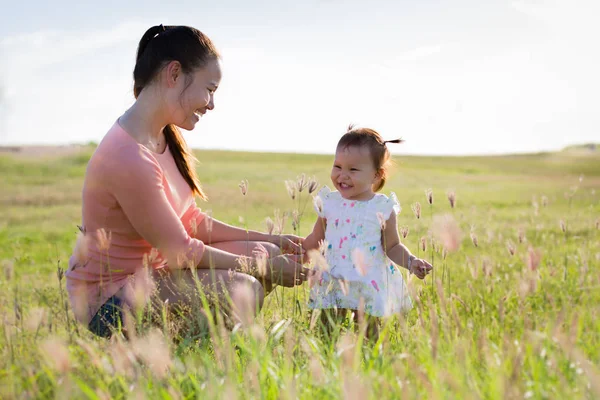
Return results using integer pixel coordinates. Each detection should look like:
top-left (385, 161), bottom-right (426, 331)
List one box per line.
top-left (88, 295), bottom-right (124, 338)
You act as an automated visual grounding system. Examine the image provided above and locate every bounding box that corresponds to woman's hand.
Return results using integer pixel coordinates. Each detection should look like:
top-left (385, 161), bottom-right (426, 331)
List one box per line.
top-left (266, 254), bottom-right (311, 287)
top-left (269, 234), bottom-right (305, 256)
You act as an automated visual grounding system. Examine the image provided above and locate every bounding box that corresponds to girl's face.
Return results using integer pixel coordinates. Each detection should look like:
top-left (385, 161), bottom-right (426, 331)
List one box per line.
top-left (167, 58), bottom-right (222, 131)
top-left (331, 145), bottom-right (380, 201)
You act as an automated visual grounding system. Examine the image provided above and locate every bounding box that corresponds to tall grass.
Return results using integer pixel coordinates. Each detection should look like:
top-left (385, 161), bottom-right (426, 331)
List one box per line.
top-left (0, 148), bottom-right (599, 399)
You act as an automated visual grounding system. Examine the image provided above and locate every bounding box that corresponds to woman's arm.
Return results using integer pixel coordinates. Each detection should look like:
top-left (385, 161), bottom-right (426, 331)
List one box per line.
top-left (195, 215), bottom-right (303, 254)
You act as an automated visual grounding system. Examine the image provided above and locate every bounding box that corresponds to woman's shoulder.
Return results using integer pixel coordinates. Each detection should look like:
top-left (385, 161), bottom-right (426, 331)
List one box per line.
top-left (88, 122), bottom-right (161, 177)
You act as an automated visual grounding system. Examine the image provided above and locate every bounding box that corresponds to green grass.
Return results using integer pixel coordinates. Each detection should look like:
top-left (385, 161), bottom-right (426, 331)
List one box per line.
top-left (0, 148), bottom-right (599, 399)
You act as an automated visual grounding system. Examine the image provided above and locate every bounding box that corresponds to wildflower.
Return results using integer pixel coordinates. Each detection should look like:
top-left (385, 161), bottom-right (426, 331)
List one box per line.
top-left (40, 337), bottom-right (71, 374)
top-left (420, 236), bottom-right (427, 252)
top-left (3, 260), bottom-right (14, 281)
top-left (307, 249), bottom-right (329, 271)
top-left (25, 307), bottom-right (48, 331)
top-left (559, 219), bottom-right (567, 233)
top-left (526, 247), bottom-right (541, 271)
top-left (205, 209), bottom-right (214, 233)
top-left (532, 197), bottom-right (539, 216)
top-left (265, 217), bottom-right (275, 235)
top-left (308, 177), bottom-right (319, 194)
top-left (518, 228), bottom-right (526, 244)
top-left (189, 218), bottom-right (198, 236)
top-left (411, 202), bottom-right (422, 219)
top-left (313, 196), bottom-right (324, 215)
top-left (108, 339), bottom-right (136, 379)
top-left (252, 243), bottom-right (269, 277)
top-left (131, 267), bottom-right (156, 312)
top-left (73, 230), bottom-right (90, 265)
top-left (237, 256), bottom-right (254, 275)
top-left (447, 190), bottom-right (456, 208)
top-left (376, 212), bottom-right (386, 230)
top-left (338, 279), bottom-right (349, 296)
top-left (239, 179), bottom-right (249, 196)
top-left (97, 228), bottom-right (112, 251)
top-left (541, 195), bottom-right (548, 207)
top-left (470, 226), bottom-right (479, 247)
top-left (506, 240), bottom-right (516, 256)
top-left (351, 248), bottom-right (368, 276)
top-left (432, 214), bottom-right (462, 252)
top-left (296, 173), bottom-right (308, 193)
top-left (425, 188), bottom-right (433, 205)
top-left (133, 328), bottom-right (173, 379)
top-left (274, 209), bottom-right (286, 235)
top-left (400, 226), bottom-right (409, 239)
top-left (285, 180), bottom-right (296, 200)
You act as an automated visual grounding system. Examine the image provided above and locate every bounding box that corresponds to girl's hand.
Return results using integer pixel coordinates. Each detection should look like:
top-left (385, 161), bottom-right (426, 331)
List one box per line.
top-left (270, 234), bottom-right (305, 255)
top-left (410, 258), bottom-right (433, 280)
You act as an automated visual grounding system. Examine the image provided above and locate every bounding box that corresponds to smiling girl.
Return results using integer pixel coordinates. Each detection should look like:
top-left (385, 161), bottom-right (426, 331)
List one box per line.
top-left (302, 125), bottom-right (433, 338)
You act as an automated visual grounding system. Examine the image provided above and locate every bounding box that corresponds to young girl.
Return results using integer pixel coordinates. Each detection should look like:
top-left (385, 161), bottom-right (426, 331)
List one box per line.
top-left (302, 126), bottom-right (433, 335)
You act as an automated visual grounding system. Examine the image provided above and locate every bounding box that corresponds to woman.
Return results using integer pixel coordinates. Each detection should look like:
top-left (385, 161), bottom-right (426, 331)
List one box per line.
top-left (66, 24), bottom-right (308, 338)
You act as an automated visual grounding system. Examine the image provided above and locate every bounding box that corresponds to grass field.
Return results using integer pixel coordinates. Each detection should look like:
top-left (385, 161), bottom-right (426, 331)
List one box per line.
top-left (0, 146), bottom-right (599, 399)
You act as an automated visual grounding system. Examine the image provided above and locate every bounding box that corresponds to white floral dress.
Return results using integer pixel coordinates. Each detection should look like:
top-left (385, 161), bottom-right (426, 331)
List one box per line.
top-left (309, 186), bottom-right (412, 317)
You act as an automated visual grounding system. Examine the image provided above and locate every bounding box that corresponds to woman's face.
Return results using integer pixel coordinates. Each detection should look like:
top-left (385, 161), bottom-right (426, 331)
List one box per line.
top-left (167, 58), bottom-right (222, 131)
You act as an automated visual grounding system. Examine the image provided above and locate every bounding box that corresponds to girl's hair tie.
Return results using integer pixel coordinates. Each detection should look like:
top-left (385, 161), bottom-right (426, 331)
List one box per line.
top-left (383, 138), bottom-right (404, 145)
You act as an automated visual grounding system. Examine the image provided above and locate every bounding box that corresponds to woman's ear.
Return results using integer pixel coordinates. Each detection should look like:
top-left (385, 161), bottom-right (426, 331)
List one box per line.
top-left (165, 61), bottom-right (182, 87)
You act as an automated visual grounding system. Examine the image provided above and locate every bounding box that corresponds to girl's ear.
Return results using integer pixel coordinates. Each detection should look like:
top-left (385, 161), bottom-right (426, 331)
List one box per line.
top-left (374, 168), bottom-right (384, 182)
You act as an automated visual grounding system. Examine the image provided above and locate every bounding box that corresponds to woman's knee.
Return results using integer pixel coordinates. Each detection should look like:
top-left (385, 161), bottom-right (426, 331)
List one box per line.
top-left (232, 273), bottom-right (265, 310)
top-left (256, 241), bottom-right (281, 258)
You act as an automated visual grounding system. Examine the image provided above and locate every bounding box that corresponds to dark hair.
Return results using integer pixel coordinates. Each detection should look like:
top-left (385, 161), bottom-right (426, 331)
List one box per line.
top-left (336, 124), bottom-right (403, 191)
top-left (133, 25), bottom-right (220, 200)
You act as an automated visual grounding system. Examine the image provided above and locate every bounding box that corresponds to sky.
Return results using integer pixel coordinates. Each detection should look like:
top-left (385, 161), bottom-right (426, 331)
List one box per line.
top-left (0, 0), bottom-right (598, 155)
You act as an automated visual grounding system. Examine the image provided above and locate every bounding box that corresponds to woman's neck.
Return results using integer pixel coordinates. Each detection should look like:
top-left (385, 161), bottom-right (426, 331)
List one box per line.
top-left (120, 90), bottom-right (168, 147)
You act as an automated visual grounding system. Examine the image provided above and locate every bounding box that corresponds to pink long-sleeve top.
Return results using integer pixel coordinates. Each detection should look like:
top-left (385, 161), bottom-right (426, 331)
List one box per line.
top-left (66, 121), bottom-right (206, 324)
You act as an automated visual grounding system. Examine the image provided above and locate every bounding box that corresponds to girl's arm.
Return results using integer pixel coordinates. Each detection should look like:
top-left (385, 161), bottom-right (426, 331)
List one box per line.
top-left (383, 213), bottom-right (432, 279)
top-left (302, 217), bottom-right (326, 252)
top-left (382, 213), bottom-right (414, 270)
